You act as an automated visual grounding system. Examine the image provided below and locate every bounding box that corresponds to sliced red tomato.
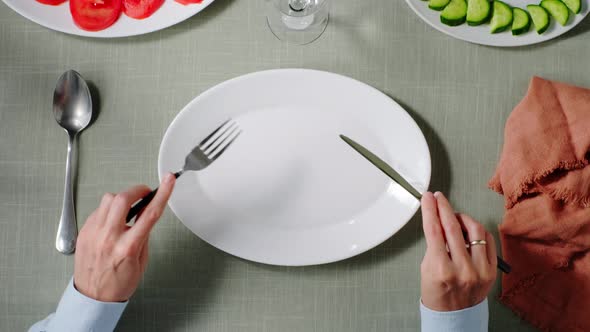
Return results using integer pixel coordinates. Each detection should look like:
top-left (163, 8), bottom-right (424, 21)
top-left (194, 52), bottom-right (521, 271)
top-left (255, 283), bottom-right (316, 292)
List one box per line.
top-left (175, 0), bottom-right (203, 5)
top-left (70, 0), bottom-right (122, 31)
top-left (36, 0), bottom-right (67, 5)
top-left (123, 0), bottom-right (164, 19)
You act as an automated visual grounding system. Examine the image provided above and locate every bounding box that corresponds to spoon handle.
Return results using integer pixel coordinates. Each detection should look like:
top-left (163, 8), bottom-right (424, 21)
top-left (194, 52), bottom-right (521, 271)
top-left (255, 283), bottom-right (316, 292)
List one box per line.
top-left (56, 133), bottom-right (78, 255)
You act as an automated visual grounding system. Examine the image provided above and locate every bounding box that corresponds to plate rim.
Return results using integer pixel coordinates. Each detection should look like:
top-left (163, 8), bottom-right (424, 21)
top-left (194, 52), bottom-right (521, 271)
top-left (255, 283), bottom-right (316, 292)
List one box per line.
top-left (405, 0), bottom-right (589, 47)
top-left (158, 68), bottom-right (432, 266)
top-left (1, 0), bottom-right (215, 38)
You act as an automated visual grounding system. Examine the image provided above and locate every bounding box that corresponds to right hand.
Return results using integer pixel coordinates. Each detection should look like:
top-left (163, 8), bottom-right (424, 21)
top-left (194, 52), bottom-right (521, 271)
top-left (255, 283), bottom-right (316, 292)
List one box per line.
top-left (420, 192), bottom-right (497, 312)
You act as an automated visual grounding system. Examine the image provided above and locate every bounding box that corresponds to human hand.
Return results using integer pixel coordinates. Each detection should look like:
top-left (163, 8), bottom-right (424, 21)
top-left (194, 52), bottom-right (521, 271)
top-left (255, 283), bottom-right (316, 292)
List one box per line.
top-left (73, 173), bottom-right (176, 302)
top-left (420, 191), bottom-right (497, 312)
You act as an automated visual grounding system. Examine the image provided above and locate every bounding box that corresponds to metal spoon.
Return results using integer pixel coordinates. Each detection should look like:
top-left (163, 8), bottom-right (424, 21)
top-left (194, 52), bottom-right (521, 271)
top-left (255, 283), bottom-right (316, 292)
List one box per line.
top-left (53, 70), bottom-right (92, 255)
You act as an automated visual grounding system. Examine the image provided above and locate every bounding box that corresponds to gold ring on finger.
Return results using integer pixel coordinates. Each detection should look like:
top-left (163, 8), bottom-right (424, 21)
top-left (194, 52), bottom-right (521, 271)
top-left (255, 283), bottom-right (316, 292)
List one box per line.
top-left (466, 240), bottom-right (487, 248)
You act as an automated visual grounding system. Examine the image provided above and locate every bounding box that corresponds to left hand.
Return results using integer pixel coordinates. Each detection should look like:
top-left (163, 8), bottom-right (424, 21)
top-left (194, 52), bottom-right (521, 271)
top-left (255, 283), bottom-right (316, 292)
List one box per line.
top-left (73, 173), bottom-right (176, 302)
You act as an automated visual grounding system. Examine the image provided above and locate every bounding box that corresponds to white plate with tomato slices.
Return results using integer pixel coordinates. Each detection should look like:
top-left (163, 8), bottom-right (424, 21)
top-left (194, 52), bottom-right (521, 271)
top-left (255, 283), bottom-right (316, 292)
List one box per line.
top-left (2, 0), bottom-right (215, 37)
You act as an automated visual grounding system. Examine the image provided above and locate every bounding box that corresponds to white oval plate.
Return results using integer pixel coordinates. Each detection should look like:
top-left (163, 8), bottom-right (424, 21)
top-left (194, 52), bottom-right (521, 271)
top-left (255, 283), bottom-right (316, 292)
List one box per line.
top-left (2, 0), bottom-right (214, 38)
top-left (406, 0), bottom-right (589, 47)
top-left (159, 69), bottom-right (431, 266)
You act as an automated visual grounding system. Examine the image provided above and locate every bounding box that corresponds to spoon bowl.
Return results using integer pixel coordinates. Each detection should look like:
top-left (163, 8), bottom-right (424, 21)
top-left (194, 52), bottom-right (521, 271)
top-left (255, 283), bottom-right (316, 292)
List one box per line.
top-left (53, 70), bottom-right (92, 133)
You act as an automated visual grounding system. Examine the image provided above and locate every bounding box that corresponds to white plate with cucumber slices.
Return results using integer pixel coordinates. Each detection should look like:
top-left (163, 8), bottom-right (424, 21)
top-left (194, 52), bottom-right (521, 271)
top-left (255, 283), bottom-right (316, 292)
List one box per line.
top-left (406, 0), bottom-right (588, 46)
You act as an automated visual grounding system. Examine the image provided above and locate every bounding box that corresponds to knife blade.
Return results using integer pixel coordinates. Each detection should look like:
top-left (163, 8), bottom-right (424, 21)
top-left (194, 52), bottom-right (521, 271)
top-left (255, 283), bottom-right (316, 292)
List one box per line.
top-left (339, 134), bottom-right (423, 200)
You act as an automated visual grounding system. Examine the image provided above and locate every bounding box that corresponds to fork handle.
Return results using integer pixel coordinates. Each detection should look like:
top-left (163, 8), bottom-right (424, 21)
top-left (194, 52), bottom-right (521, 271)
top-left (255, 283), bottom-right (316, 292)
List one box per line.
top-left (126, 171), bottom-right (182, 223)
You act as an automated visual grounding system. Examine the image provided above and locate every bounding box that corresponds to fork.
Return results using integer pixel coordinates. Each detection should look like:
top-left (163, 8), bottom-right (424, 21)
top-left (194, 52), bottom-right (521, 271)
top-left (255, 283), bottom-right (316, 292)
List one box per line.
top-left (125, 119), bottom-right (241, 223)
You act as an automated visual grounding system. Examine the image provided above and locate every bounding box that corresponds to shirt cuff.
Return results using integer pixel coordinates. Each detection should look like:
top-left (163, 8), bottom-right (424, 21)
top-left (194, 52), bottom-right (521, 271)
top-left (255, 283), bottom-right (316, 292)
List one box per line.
top-left (46, 278), bottom-right (128, 332)
top-left (420, 298), bottom-right (488, 332)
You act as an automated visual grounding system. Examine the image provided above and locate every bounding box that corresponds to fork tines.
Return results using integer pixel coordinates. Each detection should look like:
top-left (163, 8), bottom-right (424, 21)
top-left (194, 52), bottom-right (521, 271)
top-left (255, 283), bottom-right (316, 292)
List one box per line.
top-left (200, 119), bottom-right (241, 159)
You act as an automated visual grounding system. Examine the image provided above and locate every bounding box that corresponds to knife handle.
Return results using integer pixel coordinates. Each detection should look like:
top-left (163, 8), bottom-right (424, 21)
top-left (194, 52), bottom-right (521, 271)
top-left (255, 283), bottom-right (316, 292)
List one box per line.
top-left (497, 256), bottom-right (511, 274)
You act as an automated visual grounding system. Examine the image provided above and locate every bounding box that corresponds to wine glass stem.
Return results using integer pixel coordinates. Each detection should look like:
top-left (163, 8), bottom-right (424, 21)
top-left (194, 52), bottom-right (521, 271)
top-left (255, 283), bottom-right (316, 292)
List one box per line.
top-left (289, 0), bottom-right (310, 12)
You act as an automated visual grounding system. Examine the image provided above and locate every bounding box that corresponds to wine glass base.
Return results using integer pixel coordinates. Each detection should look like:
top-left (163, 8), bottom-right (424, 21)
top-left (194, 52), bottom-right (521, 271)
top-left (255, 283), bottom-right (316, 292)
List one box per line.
top-left (266, 14), bottom-right (329, 45)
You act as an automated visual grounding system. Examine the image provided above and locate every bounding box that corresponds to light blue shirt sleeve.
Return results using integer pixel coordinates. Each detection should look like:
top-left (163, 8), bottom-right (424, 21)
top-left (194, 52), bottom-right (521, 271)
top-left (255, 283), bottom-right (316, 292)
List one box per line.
top-left (29, 279), bottom-right (127, 332)
top-left (420, 298), bottom-right (488, 332)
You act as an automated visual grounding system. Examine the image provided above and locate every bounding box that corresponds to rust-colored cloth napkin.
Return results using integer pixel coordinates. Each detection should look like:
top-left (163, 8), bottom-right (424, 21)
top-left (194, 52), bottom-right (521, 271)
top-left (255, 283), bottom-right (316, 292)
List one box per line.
top-left (489, 77), bottom-right (590, 332)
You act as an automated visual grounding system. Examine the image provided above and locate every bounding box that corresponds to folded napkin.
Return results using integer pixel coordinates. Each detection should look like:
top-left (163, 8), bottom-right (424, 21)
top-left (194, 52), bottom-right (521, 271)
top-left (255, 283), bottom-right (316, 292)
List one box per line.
top-left (489, 77), bottom-right (590, 332)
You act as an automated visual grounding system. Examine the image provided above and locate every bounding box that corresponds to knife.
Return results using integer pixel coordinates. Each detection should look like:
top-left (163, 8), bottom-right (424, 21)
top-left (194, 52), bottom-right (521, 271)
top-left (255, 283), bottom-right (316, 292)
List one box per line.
top-left (340, 134), bottom-right (511, 274)
top-left (340, 135), bottom-right (422, 199)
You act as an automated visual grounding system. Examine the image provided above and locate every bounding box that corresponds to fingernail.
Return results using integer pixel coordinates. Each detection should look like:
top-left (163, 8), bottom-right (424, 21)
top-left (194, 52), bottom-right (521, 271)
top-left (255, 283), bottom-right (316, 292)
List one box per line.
top-left (164, 173), bottom-right (174, 184)
top-left (434, 191), bottom-right (442, 198)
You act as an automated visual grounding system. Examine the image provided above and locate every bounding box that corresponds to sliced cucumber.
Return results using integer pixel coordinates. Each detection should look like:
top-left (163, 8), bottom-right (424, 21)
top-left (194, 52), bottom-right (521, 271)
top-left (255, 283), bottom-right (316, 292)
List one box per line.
top-left (512, 8), bottom-right (531, 35)
top-left (467, 0), bottom-right (492, 25)
top-left (527, 5), bottom-right (550, 34)
top-left (440, 0), bottom-right (467, 26)
top-left (561, 0), bottom-right (581, 14)
top-left (541, 0), bottom-right (569, 26)
top-left (429, 0), bottom-right (451, 11)
top-left (490, 1), bottom-right (513, 33)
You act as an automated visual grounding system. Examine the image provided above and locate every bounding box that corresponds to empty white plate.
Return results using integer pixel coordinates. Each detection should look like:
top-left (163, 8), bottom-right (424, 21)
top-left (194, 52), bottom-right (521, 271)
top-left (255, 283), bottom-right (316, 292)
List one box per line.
top-left (159, 69), bottom-right (431, 266)
top-left (2, 0), bottom-right (214, 38)
top-left (406, 0), bottom-right (589, 47)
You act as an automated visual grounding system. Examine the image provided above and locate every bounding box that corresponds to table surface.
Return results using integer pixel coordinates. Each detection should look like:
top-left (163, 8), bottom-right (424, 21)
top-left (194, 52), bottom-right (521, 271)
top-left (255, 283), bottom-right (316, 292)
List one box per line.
top-left (2, 0), bottom-right (589, 331)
